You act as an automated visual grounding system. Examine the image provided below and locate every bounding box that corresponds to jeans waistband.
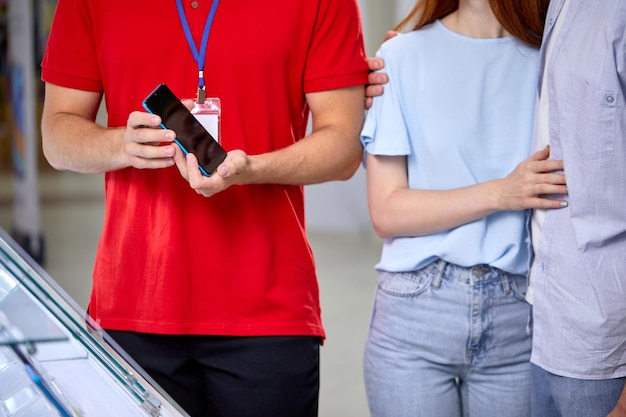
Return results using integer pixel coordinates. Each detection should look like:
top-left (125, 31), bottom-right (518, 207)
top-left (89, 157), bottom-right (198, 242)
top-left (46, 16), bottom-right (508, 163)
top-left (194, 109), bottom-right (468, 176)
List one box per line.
top-left (430, 259), bottom-right (514, 288)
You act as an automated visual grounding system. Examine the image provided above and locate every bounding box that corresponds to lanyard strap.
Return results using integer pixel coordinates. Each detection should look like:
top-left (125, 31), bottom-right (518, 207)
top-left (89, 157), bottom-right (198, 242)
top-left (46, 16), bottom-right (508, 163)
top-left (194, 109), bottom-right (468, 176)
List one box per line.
top-left (176, 0), bottom-right (221, 89)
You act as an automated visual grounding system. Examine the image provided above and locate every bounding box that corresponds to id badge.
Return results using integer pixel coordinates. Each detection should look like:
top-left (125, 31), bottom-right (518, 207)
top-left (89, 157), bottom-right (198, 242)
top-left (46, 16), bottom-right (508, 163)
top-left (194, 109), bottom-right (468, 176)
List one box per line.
top-left (191, 98), bottom-right (222, 144)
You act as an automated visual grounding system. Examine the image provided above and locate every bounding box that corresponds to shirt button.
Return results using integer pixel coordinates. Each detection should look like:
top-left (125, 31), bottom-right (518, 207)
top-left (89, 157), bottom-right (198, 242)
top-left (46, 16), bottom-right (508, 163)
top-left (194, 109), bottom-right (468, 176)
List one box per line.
top-left (606, 94), bottom-right (616, 104)
top-left (191, 1), bottom-right (199, 8)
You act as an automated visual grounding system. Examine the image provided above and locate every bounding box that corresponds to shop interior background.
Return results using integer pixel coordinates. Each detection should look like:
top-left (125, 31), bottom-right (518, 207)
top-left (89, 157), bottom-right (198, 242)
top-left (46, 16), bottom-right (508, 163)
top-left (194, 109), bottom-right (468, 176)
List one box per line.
top-left (0, 1), bottom-right (414, 416)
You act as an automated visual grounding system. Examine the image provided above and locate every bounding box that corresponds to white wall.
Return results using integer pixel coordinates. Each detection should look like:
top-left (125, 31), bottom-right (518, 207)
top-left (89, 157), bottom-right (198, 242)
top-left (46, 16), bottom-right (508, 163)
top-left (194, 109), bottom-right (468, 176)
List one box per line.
top-left (394, 0), bottom-right (416, 24)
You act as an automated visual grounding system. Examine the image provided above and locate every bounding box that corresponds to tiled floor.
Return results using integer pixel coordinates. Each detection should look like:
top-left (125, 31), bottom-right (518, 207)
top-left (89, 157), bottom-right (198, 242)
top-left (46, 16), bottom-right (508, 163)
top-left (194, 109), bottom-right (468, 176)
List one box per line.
top-left (0, 170), bottom-right (382, 417)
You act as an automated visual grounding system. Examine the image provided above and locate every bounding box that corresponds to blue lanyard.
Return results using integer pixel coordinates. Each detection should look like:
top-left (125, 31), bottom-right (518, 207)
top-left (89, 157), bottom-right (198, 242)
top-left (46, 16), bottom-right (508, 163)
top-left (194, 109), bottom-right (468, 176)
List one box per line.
top-left (175, 0), bottom-right (221, 90)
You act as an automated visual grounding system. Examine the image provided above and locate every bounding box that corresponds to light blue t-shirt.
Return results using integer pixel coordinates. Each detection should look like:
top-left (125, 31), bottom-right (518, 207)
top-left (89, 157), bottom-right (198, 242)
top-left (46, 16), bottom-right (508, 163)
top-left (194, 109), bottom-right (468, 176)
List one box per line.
top-left (361, 20), bottom-right (539, 275)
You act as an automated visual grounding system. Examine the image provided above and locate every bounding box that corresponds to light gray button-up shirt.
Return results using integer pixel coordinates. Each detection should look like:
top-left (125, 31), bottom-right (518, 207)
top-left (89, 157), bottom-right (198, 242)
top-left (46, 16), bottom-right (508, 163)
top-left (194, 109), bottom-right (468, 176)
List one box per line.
top-left (530, 0), bottom-right (626, 379)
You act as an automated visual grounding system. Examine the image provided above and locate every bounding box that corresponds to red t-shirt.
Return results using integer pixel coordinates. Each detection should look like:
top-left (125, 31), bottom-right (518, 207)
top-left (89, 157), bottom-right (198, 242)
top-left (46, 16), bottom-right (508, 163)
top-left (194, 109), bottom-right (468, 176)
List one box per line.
top-left (41, 0), bottom-right (369, 337)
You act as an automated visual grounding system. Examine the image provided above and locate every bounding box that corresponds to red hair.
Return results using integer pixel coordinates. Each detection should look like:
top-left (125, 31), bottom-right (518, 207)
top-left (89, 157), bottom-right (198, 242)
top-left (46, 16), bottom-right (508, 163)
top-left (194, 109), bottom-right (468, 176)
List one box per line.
top-left (394, 0), bottom-right (549, 47)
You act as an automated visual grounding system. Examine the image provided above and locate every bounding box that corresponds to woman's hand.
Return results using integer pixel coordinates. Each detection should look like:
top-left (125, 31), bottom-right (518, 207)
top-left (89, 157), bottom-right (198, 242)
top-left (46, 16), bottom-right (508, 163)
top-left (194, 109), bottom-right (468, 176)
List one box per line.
top-left (497, 146), bottom-right (568, 210)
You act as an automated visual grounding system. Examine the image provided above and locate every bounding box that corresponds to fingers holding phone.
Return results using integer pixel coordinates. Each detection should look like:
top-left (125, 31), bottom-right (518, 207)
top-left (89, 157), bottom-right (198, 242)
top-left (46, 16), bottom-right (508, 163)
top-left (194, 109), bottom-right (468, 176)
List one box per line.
top-left (178, 150), bottom-right (249, 198)
top-left (123, 110), bottom-right (178, 170)
top-left (142, 83), bottom-right (227, 177)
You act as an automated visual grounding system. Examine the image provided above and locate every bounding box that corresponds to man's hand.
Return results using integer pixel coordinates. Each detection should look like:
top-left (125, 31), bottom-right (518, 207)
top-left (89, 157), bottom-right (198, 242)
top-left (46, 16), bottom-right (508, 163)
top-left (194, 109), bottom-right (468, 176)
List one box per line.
top-left (123, 98), bottom-right (205, 172)
top-left (174, 149), bottom-right (249, 198)
top-left (365, 31), bottom-right (398, 109)
top-left (122, 111), bottom-right (177, 170)
top-left (365, 57), bottom-right (387, 110)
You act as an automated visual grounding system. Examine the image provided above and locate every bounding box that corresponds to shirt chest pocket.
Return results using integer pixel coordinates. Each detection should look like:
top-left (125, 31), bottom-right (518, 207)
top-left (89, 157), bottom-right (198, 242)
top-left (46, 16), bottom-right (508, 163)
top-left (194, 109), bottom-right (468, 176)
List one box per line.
top-left (564, 75), bottom-right (618, 160)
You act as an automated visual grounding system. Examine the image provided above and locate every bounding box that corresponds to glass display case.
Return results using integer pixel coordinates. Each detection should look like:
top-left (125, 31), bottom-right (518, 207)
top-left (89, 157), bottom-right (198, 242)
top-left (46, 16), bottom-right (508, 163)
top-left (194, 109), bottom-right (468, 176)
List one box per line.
top-left (0, 227), bottom-right (189, 417)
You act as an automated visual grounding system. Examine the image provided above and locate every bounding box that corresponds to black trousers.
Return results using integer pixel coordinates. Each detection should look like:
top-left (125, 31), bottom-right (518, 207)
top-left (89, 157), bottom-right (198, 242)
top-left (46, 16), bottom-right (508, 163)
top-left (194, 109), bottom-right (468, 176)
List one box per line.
top-left (107, 331), bottom-right (321, 417)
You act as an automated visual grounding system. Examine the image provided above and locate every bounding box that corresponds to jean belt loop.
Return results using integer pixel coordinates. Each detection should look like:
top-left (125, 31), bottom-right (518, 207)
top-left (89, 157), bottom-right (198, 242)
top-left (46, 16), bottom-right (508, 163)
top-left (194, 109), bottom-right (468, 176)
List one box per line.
top-left (500, 269), bottom-right (511, 295)
top-left (432, 259), bottom-right (446, 289)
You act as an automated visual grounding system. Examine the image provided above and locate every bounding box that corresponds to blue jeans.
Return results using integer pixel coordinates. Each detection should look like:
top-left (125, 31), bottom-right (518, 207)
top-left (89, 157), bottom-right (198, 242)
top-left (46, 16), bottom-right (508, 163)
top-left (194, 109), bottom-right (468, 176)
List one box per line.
top-left (364, 260), bottom-right (532, 417)
top-left (531, 364), bottom-right (625, 417)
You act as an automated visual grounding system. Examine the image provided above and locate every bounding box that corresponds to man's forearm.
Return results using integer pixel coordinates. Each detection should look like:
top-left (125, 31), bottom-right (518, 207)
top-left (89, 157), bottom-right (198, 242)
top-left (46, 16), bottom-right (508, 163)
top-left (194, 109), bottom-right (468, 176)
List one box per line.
top-left (231, 85), bottom-right (365, 187)
top-left (42, 113), bottom-right (128, 174)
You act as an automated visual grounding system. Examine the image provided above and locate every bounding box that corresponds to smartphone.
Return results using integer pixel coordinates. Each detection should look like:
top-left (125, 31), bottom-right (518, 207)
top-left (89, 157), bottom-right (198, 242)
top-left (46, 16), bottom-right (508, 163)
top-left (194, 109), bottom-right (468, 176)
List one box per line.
top-left (142, 83), bottom-right (227, 176)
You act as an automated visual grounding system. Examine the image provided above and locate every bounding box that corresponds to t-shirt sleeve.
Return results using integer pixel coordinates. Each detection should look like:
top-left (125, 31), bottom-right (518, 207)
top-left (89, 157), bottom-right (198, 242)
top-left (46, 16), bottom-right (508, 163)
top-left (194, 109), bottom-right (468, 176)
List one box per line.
top-left (361, 45), bottom-right (411, 157)
top-left (41, 0), bottom-right (102, 91)
top-left (303, 0), bottom-right (369, 93)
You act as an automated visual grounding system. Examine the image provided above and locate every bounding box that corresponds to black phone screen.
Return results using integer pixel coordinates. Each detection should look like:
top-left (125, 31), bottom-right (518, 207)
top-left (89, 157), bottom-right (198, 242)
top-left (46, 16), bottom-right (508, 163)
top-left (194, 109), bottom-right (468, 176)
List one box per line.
top-left (143, 83), bottom-right (227, 176)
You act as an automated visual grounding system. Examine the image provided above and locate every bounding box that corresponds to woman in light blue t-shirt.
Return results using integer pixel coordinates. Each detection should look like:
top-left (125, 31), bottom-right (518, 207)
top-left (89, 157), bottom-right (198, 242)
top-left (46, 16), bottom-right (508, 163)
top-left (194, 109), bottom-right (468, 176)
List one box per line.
top-left (361, 0), bottom-right (566, 416)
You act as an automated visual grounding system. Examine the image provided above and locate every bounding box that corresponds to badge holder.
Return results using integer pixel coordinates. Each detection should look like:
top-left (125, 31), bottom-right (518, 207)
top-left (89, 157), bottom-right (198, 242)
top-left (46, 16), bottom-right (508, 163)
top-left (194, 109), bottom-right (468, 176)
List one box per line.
top-left (191, 97), bottom-right (222, 145)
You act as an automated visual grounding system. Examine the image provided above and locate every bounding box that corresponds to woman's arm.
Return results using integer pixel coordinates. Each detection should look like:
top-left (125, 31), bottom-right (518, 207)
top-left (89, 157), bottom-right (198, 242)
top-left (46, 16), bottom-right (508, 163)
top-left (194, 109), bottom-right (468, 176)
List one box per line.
top-left (366, 146), bottom-right (567, 239)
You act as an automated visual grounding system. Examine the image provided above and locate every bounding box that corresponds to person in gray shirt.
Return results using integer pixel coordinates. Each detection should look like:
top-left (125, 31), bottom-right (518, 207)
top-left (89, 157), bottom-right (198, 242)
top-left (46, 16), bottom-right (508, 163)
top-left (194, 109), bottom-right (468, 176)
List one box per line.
top-left (528, 1), bottom-right (626, 416)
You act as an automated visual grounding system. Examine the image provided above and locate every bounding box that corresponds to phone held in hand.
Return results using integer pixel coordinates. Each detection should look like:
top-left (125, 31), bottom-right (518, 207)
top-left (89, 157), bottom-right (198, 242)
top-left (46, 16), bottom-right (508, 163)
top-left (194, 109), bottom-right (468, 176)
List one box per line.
top-left (142, 83), bottom-right (227, 176)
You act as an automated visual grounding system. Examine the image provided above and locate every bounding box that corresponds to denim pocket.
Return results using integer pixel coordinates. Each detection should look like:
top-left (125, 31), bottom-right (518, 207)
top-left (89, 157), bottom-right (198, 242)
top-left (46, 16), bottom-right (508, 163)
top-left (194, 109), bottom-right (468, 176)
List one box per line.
top-left (376, 268), bottom-right (434, 298)
top-left (508, 274), bottom-right (529, 303)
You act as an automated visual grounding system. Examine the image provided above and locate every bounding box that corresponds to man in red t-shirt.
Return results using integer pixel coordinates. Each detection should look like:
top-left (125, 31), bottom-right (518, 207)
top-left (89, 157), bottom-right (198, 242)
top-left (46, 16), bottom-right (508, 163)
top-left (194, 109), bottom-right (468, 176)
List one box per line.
top-left (40, 0), bottom-right (369, 415)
